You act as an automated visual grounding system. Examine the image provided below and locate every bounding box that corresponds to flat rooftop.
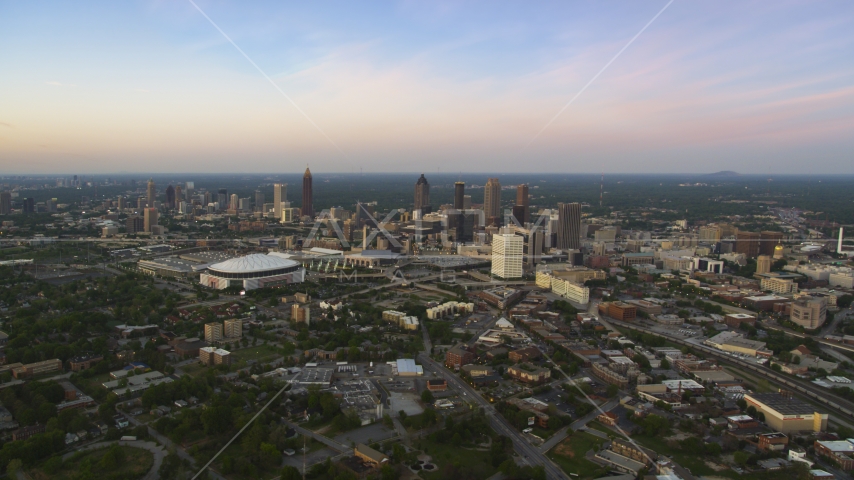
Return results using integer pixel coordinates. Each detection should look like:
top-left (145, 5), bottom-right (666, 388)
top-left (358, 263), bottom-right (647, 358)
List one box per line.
top-left (747, 392), bottom-right (825, 415)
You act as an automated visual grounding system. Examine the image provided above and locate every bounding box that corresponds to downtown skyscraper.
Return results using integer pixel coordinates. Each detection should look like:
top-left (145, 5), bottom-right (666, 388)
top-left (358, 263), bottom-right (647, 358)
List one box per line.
top-left (302, 167), bottom-right (313, 218)
top-left (146, 178), bottom-right (156, 207)
top-left (557, 202), bottom-right (582, 250)
top-left (273, 183), bottom-right (287, 220)
top-left (414, 174), bottom-right (430, 212)
top-left (483, 178), bottom-right (501, 224)
top-left (515, 184), bottom-right (529, 224)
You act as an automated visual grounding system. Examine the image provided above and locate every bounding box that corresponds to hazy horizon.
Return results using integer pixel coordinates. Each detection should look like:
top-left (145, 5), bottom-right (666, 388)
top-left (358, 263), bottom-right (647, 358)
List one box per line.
top-left (2, 1), bottom-right (853, 174)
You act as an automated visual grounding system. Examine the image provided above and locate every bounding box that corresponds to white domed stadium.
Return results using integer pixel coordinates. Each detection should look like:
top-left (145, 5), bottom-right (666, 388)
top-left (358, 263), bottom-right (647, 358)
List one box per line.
top-left (199, 253), bottom-right (305, 290)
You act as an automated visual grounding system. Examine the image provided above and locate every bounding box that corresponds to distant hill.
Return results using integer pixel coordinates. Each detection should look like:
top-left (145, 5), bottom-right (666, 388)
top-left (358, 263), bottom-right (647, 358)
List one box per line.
top-left (704, 170), bottom-right (740, 177)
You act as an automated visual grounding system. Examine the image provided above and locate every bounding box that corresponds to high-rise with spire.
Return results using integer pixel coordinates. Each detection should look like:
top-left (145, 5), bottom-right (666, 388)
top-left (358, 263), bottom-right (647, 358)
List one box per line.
top-left (483, 178), bottom-right (501, 223)
top-left (146, 178), bottom-right (156, 207)
top-left (302, 167), bottom-right (313, 217)
top-left (414, 174), bottom-right (430, 212)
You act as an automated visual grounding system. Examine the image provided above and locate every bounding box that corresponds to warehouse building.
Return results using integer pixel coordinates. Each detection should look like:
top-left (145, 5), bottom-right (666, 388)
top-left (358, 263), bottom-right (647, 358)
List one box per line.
top-left (744, 392), bottom-right (828, 433)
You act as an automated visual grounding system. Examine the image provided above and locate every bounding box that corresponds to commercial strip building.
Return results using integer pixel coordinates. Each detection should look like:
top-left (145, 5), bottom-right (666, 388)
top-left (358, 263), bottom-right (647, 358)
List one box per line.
top-left (744, 392), bottom-right (828, 433)
top-left (705, 331), bottom-right (772, 357)
top-left (394, 359), bottom-right (423, 376)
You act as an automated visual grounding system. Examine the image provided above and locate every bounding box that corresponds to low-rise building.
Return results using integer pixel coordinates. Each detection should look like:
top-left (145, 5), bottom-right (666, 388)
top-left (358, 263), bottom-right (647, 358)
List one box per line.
top-left (507, 364), bottom-right (551, 384)
top-left (12, 359), bottom-right (62, 379)
top-left (199, 347), bottom-right (232, 366)
top-left (445, 344), bottom-right (475, 369)
top-left (68, 354), bottom-right (104, 372)
top-left (724, 313), bottom-right (756, 328)
top-left (814, 439), bottom-right (854, 470)
top-left (426, 379), bottom-right (447, 392)
top-left (758, 432), bottom-right (789, 451)
top-left (354, 443), bottom-right (389, 466)
top-left (598, 302), bottom-right (637, 321)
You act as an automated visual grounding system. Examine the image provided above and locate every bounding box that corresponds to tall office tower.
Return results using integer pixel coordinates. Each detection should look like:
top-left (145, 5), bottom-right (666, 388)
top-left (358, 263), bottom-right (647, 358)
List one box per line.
top-left (273, 183), bottom-right (287, 219)
top-left (126, 215), bottom-right (144, 234)
top-left (116, 196), bottom-right (125, 210)
top-left (255, 190), bottom-right (265, 211)
top-left (146, 178), bottom-right (156, 206)
top-left (217, 189), bottom-right (228, 210)
top-left (228, 194), bottom-right (238, 211)
top-left (165, 185), bottom-right (176, 209)
top-left (302, 167), bottom-right (313, 217)
top-left (557, 202), bottom-right (582, 250)
top-left (203, 191), bottom-right (212, 206)
top-left (463, 195), bottom-right (472, 209)
top-left (491, 232), bottom-right (523, 279)
top-left (452, 181), bottom-right (465, 237)
top-left (0, 192), bottom-right (11, 215)
top-left (483, 178), bottom-right (501, 222)
top-left (23, 197), bottom-right (35, 214)
top-left (143, 208), bottom-right (159, 233)
top-left (759, 231), bottom-right (784, 256)
top-left (137, 197), bottom-right (147, 210)
top-left (528, 229), bottom-right (544, 266)
top-left (756, 255), bottom-right (772, 275)
top-left (515, 184), bottom-right (530, 224)
top-left (175, 185), bottom-right (182, 204)
top-left (414, 174), bottom-right (430, 211)
top-left (735, 231), bottom-right (761, 258)
top-left (184, 181), bottom-right (194, 201)
top-left (343, 220), bottom-right (354, 242)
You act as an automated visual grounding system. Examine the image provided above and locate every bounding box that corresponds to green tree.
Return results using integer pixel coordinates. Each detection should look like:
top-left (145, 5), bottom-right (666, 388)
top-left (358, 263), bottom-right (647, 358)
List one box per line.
top-left (5, 459), bottom-right (22, 477)
top-left (606, 384), bottom-right (619, 397)
top-left (421, 390), bottom-right (434, 403)
top-left (280, 465), bottom-right (302, 480)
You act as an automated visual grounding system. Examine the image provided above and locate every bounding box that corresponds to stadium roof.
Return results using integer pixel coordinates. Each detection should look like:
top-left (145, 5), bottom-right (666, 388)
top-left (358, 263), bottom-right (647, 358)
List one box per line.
top-left (208, 254), bottom-right (299, 274)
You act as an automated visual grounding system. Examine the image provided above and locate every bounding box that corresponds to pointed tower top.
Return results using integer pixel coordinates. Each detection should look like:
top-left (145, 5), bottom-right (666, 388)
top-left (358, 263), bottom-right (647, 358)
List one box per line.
top-left (304, 166), bottom-right (312, 178)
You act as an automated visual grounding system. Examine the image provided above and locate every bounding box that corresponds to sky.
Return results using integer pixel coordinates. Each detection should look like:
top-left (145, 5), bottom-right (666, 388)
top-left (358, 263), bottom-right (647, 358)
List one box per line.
top-left (1, 1), bottom-right (853, 174)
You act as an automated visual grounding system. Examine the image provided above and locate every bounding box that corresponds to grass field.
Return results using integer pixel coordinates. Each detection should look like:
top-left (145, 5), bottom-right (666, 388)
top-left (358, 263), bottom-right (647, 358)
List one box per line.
top-left (547, 431), bottom-right (609, 480)
top-left (29, 446), bottom-right (153, 480)
top-left (418, 437), bottom-right (498, 479)
top-left (231, 344), bottom-right (282, 366)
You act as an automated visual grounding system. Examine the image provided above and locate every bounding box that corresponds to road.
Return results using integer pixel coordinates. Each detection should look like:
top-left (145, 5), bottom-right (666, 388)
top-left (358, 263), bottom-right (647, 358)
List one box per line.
top-left (281, 419), bottom-right (351, 453)
top-left (417, 353), bottom-right (568, 480)
top-left (538, 399), bottom-right (619, 453)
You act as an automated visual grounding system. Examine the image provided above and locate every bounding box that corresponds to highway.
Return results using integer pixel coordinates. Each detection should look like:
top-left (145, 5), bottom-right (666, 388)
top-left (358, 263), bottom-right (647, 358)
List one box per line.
top-left (417, 353), bottom-right (568, 480)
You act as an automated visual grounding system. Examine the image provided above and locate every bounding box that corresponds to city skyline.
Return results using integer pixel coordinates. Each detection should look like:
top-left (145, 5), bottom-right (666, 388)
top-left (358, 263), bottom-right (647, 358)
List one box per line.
top-left (2, 1), bottom-right (854, 174)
